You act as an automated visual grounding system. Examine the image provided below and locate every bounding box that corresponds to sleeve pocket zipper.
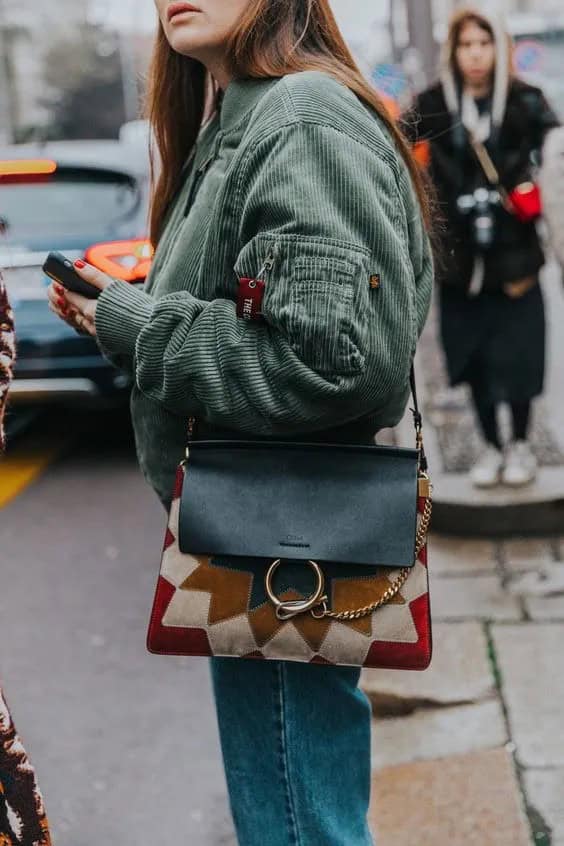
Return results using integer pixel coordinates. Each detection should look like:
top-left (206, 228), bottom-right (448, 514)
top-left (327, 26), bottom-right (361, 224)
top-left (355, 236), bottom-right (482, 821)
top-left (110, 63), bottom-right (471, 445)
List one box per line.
top-left (254, 249), bottom-right (275, 281)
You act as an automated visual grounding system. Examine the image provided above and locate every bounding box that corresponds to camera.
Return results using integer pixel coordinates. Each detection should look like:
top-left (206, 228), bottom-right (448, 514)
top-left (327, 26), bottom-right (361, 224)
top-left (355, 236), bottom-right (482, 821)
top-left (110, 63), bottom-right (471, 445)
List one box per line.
top-left (456, 187), bottom-right (501, 250)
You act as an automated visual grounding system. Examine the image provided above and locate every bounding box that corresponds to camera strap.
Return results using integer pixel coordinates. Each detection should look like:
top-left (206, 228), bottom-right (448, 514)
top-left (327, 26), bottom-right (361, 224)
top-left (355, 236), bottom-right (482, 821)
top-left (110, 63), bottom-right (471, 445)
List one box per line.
top-left (470, 136), bottom-right (511, 207)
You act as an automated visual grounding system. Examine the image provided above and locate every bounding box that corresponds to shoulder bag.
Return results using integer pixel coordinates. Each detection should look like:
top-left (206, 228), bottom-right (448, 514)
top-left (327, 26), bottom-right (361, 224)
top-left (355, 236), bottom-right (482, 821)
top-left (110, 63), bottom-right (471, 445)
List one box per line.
top-left (147, 369), bottom-right (433, 670)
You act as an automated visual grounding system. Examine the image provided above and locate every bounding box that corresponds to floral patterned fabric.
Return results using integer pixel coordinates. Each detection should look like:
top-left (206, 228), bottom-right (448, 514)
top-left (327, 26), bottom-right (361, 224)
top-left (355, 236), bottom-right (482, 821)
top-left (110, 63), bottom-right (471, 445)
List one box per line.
top-left (0, 694), bottom-right (52, 846)
top-left (0, 280), bottom-right (52, 845)
top-left (0, 279), bottom-right (15, 452)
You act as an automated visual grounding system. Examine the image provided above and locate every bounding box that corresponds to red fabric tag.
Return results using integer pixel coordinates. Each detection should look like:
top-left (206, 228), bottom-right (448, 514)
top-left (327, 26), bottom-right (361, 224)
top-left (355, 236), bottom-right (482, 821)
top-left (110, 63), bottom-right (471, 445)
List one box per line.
top-left (237, 277), bottom-right (265, 320)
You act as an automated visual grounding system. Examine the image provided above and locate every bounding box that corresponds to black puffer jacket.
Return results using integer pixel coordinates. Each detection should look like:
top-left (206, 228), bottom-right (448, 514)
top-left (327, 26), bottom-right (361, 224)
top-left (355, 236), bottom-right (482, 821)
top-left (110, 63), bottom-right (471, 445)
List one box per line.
top-left (404, 78), bottom-right (559, 291)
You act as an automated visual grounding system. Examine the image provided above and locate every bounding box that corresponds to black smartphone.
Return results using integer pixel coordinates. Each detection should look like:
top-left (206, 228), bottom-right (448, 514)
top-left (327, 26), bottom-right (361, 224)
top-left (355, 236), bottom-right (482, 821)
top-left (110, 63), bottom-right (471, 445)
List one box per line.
top-left (43, 251), bottom-right (99, 300)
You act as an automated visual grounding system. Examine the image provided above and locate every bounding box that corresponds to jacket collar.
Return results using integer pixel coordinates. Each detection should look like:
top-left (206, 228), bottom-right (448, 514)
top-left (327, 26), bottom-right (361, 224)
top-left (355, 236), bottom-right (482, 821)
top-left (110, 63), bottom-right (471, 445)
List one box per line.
top-left (219, 76), bottom-right (282, 132)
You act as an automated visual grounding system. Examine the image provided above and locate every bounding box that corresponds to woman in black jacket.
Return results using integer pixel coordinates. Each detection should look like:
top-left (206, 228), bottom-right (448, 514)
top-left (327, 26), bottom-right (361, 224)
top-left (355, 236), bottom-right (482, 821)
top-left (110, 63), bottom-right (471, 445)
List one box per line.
top-left (404, 8), bottom-right (559, 487)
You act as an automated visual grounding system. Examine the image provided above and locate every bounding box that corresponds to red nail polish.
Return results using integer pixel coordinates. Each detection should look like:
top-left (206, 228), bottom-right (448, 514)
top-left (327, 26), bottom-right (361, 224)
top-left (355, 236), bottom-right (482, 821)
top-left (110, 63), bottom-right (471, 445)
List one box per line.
top-left (74, 259), bottom-right (86, 269)
top-left (58, 297), bottom-right (66, 307)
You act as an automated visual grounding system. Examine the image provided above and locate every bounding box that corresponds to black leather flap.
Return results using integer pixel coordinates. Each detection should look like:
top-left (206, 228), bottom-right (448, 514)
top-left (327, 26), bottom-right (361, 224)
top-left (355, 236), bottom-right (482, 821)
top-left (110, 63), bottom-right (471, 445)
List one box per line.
top-left (179, 441), bottom-right (419, 568)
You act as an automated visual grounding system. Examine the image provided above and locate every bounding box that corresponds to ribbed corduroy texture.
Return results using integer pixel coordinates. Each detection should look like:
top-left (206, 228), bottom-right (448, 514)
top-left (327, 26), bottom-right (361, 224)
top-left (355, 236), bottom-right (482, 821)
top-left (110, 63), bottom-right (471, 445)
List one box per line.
top-left (95, 71), bottom-right (433, 505)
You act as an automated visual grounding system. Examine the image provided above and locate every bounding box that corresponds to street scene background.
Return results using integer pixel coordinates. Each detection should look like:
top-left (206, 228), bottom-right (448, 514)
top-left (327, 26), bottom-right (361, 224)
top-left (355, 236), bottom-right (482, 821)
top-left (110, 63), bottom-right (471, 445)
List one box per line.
top-left (1, 1), bottom-right (564, 844)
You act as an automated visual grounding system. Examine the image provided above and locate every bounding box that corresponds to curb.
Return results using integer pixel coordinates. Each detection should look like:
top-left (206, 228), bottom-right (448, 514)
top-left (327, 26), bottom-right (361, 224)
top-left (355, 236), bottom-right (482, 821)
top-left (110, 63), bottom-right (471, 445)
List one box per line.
top-left (430, 466), bottom-right (564, 537)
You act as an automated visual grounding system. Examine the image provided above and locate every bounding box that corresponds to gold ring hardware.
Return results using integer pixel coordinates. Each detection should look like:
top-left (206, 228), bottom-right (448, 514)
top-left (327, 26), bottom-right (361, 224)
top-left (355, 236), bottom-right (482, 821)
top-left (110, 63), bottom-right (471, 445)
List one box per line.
top-left (265, 559), bottom-right (328, 621)
top-left (265, 486), bottom-right (433, 623)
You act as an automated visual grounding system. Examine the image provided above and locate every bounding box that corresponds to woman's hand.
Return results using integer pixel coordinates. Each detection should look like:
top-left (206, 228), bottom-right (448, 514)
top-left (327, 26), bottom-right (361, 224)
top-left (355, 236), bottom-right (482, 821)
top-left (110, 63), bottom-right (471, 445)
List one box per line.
top-left (47, 260), bottom-right (115, 338)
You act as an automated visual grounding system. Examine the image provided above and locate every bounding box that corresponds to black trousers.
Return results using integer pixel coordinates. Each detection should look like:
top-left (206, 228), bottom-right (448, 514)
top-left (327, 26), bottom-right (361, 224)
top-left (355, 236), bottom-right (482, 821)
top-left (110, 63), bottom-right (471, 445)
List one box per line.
top-left (470, 377), bottom-right (531, 448)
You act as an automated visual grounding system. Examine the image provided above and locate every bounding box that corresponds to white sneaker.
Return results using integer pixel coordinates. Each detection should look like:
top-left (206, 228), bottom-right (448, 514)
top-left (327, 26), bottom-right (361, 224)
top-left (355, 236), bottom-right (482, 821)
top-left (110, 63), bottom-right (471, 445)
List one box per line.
top-left (502, 440), bottom-right (537, 487)
top-left (470, 445), bottom-right (504, 488)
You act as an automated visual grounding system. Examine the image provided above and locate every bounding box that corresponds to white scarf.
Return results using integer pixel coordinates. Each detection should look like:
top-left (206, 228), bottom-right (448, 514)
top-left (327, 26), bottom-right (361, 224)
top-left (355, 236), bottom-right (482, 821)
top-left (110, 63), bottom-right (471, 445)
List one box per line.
top-left (461, 90), bottom-right (492, 142)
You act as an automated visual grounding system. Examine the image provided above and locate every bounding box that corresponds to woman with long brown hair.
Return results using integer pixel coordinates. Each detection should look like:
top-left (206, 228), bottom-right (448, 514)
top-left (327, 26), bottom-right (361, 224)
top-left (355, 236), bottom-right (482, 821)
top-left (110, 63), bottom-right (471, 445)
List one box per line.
top-left (404, 8), bottom-right (558, 488)
top-left (47, 1), bottom-right (433, 841)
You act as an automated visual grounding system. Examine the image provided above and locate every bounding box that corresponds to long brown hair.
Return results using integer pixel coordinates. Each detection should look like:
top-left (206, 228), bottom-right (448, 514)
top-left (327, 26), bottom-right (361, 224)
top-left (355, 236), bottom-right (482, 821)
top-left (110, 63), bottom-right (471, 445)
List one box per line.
top-left (145, 0), bottom-right (431, 245)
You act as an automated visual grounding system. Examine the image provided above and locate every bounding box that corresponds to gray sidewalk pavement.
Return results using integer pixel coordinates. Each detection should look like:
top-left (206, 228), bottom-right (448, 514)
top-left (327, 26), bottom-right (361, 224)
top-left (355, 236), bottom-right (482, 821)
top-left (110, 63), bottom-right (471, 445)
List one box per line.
top-left (363, 262), bottom-right (564, 844)
top-left (364, 533), bottom-right (564, 845)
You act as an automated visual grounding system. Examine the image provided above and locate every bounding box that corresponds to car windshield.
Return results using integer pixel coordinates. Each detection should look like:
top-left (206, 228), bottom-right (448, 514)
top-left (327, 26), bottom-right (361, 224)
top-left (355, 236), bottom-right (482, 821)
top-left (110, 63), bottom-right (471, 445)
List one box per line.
top-left (0, 170), bottom-right (141, 250)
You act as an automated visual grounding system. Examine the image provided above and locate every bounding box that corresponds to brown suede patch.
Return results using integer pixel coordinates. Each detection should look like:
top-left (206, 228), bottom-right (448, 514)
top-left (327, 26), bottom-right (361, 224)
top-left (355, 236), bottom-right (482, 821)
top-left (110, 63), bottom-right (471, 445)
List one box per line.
top-left (248, 590), bottom-right (332, 652)
top-left (180, 560), bottom-right (252, 625)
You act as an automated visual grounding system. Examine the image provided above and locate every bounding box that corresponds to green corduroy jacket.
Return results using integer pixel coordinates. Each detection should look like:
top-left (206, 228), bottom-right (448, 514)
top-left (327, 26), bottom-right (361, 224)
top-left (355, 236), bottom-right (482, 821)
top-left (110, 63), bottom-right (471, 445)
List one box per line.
top-left (95, 71), bottom-right (434, 505)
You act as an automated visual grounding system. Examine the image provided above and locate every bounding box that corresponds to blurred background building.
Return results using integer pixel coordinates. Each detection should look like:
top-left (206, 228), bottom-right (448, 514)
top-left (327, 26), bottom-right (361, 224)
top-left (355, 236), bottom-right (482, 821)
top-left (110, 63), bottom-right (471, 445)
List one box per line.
top-left (0, 0), bottom-right (563, 143)
top-left (0, 0), bottom-right (152, 144)
top-left (0, 0), bottom-right (88, 142)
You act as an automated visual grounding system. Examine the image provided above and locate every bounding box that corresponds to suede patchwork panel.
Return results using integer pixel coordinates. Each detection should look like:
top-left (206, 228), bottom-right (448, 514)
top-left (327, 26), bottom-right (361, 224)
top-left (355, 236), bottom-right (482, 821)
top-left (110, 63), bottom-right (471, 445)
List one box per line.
top-left (147, 491), bottom-right (432, 669)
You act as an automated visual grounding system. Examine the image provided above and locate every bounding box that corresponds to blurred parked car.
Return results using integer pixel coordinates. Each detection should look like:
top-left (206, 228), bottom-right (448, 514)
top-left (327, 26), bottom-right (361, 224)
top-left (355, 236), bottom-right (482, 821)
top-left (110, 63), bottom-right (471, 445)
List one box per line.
top-left (0, 140), bottom-right (153, 411)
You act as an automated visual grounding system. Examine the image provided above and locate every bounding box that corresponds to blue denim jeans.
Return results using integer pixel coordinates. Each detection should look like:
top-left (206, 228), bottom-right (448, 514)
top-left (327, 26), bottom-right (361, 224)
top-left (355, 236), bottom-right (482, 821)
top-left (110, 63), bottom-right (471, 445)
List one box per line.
top-left (211, 657), bottom-right (374, 846)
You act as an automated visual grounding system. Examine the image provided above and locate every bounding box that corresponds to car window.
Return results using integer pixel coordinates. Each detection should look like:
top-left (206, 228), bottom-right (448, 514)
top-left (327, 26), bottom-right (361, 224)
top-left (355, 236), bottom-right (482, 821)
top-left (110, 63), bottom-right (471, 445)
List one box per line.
top-left (0, 171), bottom-right (141, 249)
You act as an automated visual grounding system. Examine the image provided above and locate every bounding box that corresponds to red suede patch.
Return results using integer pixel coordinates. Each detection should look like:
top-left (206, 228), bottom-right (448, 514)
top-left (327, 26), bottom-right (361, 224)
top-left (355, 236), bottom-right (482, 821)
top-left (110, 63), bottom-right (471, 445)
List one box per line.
top-left (147, 576), bottom-right (212, 656)
top-left (172, 465), bottom-right (184, 501)
top-left (364, 593), bottom-right (432, 671)
top-left (163, 527), bottom-right (175, 552)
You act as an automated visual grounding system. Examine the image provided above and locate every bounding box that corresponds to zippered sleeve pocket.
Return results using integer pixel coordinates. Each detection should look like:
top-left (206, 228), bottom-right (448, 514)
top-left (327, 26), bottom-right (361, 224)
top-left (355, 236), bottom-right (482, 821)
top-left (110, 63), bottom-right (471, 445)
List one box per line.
top-left (234, 233), bottom-right (371, 376)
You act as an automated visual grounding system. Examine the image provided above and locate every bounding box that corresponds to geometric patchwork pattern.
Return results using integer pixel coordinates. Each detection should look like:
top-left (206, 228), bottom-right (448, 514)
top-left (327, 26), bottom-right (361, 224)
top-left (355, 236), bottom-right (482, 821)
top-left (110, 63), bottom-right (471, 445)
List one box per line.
top-left (147, 468), bottom-right (432, 670)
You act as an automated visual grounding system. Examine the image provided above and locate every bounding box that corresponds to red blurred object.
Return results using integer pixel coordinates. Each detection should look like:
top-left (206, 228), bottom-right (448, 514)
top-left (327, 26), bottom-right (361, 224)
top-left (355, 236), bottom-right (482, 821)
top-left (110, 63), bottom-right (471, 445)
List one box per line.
top-left (413, 140), bottom-right (431, 169)
top-left (85, 238), bottom-right (154, 283)
top-left (507, 181), bottom-right (542, 223)
top-left (0, 159), bottom-right (57, 185)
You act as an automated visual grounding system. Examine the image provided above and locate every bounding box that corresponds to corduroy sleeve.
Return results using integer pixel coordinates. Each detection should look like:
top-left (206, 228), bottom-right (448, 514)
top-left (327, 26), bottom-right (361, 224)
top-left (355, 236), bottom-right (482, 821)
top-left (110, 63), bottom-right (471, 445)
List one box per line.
top-left (95, 121), bottom-right (430, 434)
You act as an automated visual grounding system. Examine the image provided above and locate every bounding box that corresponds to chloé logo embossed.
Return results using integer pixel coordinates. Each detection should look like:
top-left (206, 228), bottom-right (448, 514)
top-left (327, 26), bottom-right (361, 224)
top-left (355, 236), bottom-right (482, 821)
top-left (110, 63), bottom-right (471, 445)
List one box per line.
top-left (280, 534), bottom-right (310, 549)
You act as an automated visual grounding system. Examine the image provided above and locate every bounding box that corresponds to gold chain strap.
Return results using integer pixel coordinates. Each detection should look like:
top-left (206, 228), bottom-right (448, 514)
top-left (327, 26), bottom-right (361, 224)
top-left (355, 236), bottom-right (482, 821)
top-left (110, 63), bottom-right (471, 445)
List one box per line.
top-left (312, 491), bottom-right (433, 622)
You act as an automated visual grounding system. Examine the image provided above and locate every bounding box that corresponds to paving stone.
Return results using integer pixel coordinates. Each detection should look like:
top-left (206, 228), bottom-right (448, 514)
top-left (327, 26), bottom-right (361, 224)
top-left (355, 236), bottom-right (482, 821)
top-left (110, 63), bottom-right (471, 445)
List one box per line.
top-left (524, 768), bottom-right (564, 844)
top-left (371, 700), bottom-right (507, 769)
top-left (362, 623), bottom-right (495, 714)
top-left (429, 535), bottom-right (497, 575)
top-left (525, 594), bottom-right (564, 621)
top-left (492, 624), bottom-right (564, 767)
top-left (431, 575), bottom-right (522, 621)
top-left (502, 537), bottom-right (555, 573)
top-left (370, 748), bottom-right (530, 846)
